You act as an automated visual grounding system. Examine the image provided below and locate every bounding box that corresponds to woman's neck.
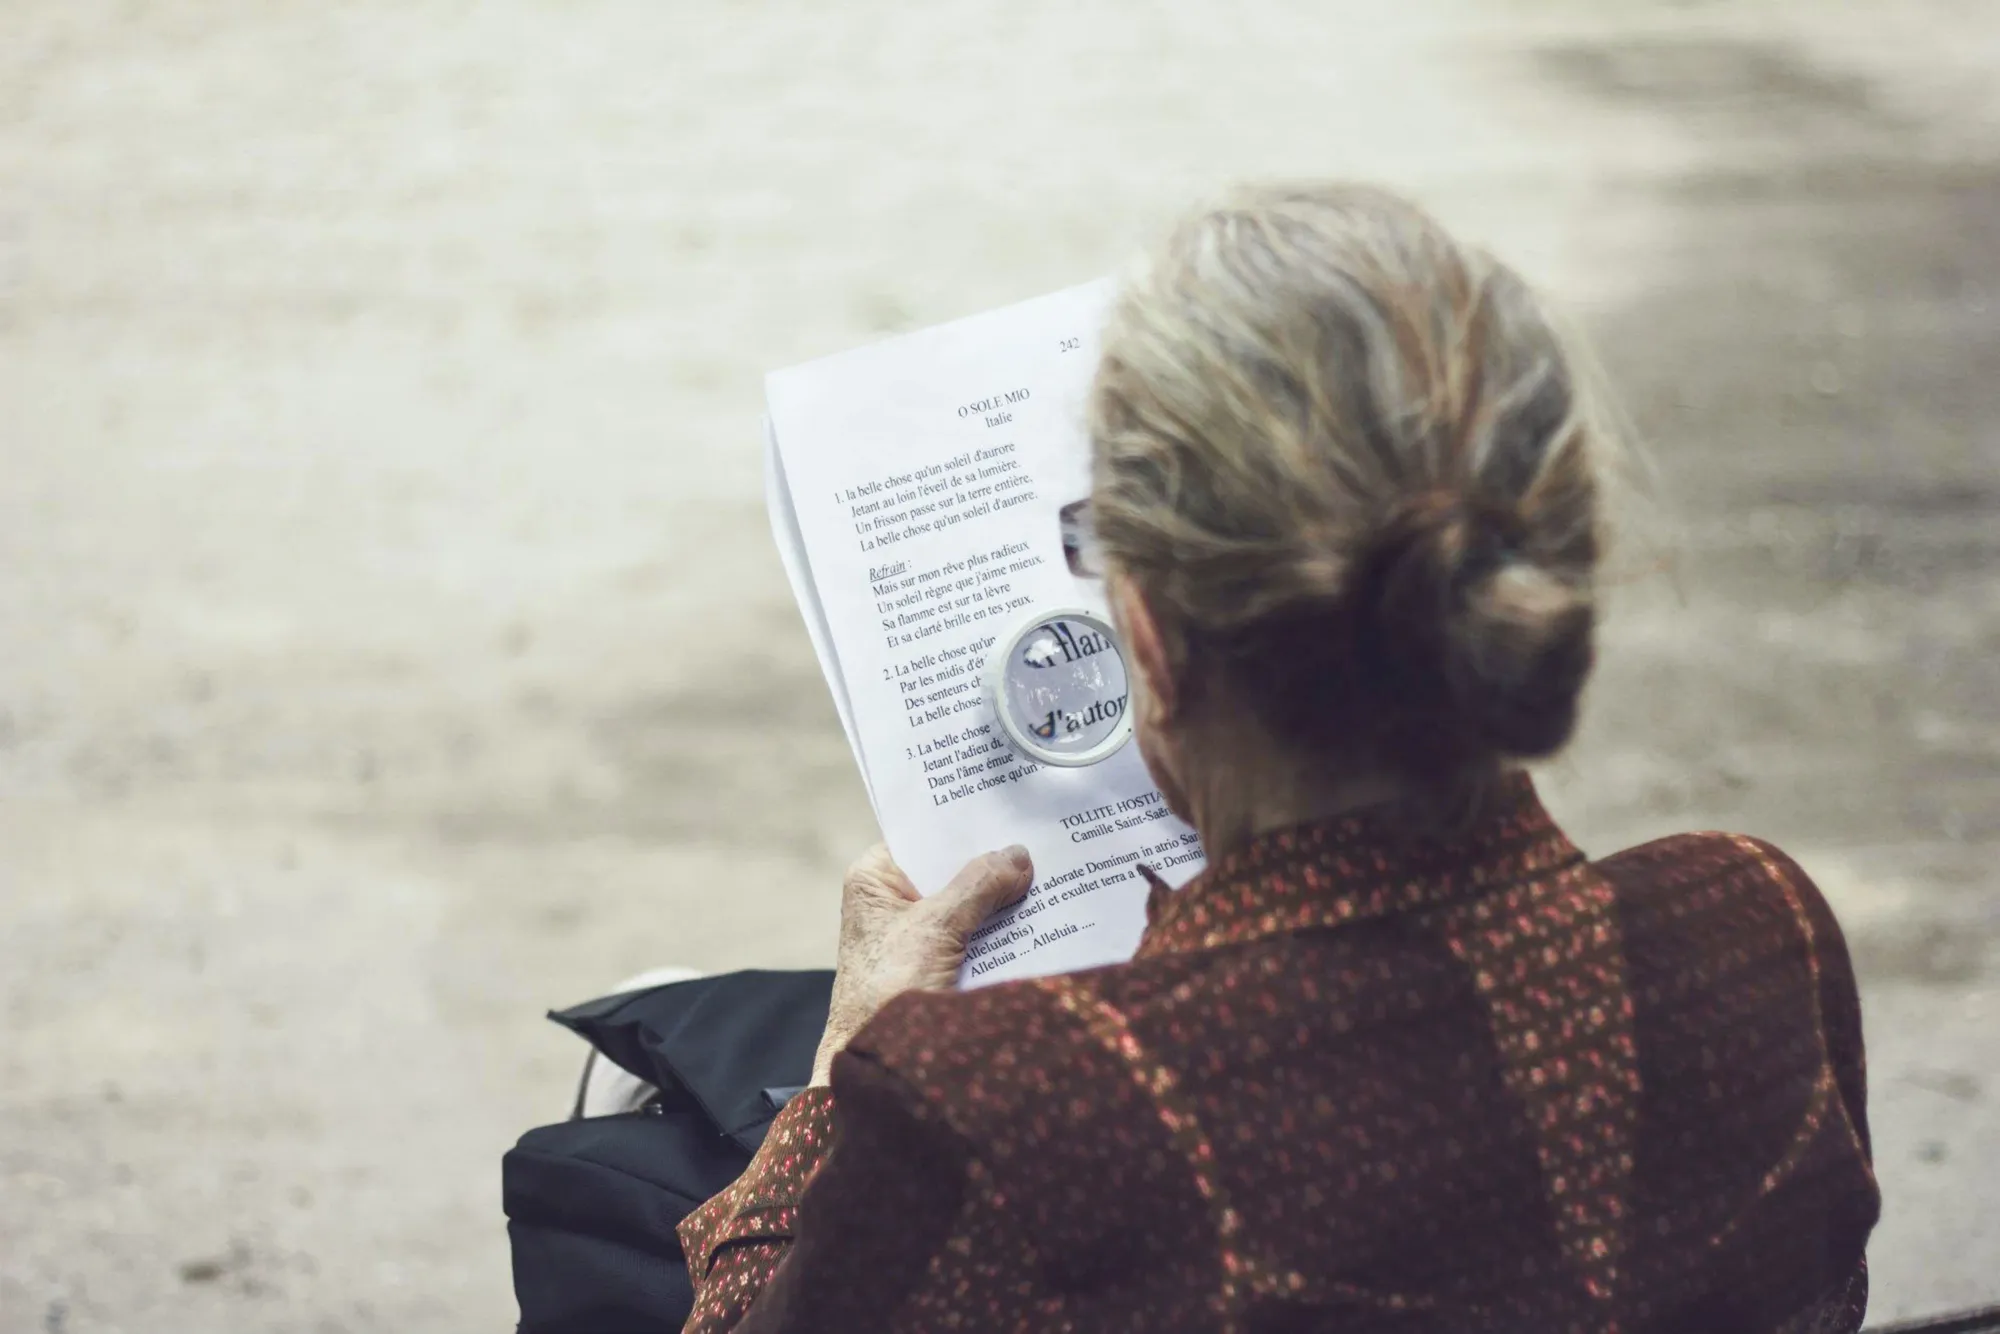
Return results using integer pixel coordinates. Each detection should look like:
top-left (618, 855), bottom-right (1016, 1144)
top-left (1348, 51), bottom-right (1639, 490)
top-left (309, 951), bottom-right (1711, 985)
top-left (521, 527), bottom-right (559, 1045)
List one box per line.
top-left (1181, 738), bottom-right (1409, 864)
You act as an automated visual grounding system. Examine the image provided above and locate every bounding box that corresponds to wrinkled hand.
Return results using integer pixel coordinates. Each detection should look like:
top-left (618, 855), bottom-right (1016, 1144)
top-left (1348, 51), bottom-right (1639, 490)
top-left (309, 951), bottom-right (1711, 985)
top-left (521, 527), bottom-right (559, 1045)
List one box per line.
top-left (811, 843), bottom-right (1034, 1085)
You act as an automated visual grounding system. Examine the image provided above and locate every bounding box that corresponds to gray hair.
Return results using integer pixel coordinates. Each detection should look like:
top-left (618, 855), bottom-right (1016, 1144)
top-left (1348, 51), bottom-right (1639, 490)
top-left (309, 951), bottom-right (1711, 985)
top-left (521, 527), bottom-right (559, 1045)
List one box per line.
top-left (1088, 184), bottom-right (1611, 792)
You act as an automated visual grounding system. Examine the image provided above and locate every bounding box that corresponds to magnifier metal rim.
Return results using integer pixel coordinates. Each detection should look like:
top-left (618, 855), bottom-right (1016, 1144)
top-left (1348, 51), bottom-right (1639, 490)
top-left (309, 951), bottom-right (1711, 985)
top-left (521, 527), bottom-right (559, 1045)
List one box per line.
top-left (986, 606), bottom-right (1134, 768)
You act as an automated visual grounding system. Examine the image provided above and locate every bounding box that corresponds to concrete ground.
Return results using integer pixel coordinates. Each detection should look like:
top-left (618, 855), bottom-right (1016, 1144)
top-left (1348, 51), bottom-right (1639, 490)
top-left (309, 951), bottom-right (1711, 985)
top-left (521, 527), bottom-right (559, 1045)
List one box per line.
top-left (1, 1), bottom-right (1994, 1329)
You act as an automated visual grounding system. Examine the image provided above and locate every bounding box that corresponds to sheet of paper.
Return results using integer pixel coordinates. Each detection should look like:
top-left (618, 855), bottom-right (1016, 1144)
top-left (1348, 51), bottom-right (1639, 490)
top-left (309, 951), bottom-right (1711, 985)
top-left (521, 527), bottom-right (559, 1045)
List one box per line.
top-left (764, 417), bottom-right (874, 814)
top-left (767, 280), bottom-right (1206, 987)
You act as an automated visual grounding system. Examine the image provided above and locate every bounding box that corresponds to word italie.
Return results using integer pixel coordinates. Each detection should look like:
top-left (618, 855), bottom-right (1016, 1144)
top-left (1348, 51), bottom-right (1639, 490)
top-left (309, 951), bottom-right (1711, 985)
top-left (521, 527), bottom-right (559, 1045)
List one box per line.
top-left (959, 386), bottom-right (1032, 429)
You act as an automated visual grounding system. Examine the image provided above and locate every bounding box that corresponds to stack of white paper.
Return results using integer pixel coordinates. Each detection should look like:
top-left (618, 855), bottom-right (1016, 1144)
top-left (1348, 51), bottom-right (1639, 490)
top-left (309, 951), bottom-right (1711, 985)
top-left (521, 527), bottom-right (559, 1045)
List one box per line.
top-left (764, 281), bottom-right (1206, 987)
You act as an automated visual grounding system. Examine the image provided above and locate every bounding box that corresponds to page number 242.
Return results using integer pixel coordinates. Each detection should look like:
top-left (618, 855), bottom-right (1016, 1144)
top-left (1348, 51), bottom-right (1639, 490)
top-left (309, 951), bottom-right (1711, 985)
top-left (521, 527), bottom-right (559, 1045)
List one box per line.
top-left (1059, 337), bottom-right (1081, 353)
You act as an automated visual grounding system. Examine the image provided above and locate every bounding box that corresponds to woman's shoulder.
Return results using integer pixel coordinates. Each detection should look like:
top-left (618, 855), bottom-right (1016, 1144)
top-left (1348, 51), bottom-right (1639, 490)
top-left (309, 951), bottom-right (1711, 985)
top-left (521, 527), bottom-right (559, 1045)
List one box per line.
top-left (1591, 828), bottom-right (1857, 992)
top-left (1593, 828), bottom-right (1831, 914)
top-left (1595, 826), bottom-right (1804, 880)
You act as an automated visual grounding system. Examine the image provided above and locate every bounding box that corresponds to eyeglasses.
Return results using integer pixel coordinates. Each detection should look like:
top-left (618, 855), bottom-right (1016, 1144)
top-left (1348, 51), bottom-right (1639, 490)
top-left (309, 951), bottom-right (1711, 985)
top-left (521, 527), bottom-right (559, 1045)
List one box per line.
top-left (1059, 498), bottom-right (1106, 579)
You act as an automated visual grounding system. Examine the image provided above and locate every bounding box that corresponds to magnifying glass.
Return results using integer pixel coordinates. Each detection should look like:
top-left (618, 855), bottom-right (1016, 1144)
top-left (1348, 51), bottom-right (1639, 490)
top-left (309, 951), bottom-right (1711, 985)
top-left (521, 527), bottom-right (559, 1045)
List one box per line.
top-left (986, 608), bottom-right (1134, 767)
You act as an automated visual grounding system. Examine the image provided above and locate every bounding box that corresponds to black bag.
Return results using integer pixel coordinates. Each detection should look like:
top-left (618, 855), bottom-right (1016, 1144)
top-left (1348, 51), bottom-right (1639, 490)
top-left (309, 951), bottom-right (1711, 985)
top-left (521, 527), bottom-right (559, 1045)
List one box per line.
top-left (504, 969), bottom-right (834, 1334)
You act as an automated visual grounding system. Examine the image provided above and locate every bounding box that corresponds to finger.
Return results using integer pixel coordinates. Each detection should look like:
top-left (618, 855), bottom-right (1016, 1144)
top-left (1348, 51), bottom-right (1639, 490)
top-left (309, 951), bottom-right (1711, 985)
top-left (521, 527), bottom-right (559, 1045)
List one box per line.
top-left (926, 846), bottom-right (1033, 942)
top-left (844, 843), bottom-right (922, 904)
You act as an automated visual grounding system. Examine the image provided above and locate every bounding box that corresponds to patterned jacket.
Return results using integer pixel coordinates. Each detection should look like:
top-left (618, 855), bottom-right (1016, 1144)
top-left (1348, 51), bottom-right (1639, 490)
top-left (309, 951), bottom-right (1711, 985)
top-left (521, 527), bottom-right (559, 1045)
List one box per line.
top-left (679, 775), bottom-right (1878, 1332)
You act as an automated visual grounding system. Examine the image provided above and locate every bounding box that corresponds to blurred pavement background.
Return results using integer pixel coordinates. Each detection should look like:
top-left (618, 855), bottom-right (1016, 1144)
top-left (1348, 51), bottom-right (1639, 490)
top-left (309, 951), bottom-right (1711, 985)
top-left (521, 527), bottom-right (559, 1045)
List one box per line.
top-left (2, 1), bottom-right (1995, 1329)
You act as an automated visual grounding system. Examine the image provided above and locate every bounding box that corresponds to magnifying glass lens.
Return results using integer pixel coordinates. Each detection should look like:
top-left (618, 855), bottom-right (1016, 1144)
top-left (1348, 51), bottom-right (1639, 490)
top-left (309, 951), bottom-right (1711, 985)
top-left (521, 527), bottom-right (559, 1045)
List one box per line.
top-left (989, 609), bottom-right (1133, 767)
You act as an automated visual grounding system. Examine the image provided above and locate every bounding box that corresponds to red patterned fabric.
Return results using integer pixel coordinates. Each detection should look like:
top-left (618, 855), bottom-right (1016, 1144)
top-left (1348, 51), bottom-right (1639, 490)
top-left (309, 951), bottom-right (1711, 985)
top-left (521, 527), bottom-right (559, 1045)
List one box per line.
top-left (678, 774), bottom-right (1878, 1332)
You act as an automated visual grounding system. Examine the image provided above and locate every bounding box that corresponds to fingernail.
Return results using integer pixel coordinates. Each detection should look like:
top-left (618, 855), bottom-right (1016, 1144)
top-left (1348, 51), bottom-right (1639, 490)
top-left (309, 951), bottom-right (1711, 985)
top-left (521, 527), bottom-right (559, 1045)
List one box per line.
top-left (1003, 844), bottom-right (1031, 871)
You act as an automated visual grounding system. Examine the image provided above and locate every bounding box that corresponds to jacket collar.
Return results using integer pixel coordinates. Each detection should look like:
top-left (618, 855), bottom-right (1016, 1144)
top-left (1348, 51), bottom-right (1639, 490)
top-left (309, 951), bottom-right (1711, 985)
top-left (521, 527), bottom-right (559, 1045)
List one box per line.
top-left (1135, 772), bottom-right (1584, 959)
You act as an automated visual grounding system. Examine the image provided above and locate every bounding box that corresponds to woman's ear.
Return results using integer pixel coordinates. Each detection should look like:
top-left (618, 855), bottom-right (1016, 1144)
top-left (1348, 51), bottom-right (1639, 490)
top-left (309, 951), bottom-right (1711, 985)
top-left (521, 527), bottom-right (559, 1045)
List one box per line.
top-left (1110, 572), bottom-right (1178, 723)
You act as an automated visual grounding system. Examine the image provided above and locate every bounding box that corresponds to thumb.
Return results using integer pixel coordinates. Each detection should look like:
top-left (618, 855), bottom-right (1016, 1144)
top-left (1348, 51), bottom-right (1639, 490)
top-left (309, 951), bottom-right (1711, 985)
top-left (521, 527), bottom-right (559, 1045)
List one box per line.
top-left (927, 846), bottom-right (1034, 943)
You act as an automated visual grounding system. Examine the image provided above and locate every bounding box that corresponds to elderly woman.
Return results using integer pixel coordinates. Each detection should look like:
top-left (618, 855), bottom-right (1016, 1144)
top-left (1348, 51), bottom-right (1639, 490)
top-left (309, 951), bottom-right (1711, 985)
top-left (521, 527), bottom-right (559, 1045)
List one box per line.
top-left (678, 186), bottom-right (1879, 1333)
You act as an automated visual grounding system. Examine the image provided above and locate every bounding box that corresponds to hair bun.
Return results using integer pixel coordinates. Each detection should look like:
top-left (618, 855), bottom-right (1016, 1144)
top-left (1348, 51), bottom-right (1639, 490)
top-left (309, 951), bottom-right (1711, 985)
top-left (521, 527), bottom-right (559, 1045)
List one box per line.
top-left (1088, 183), bottom-right (1610, 801)
top-left (1357, 491), bottom-right (1594, 763)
